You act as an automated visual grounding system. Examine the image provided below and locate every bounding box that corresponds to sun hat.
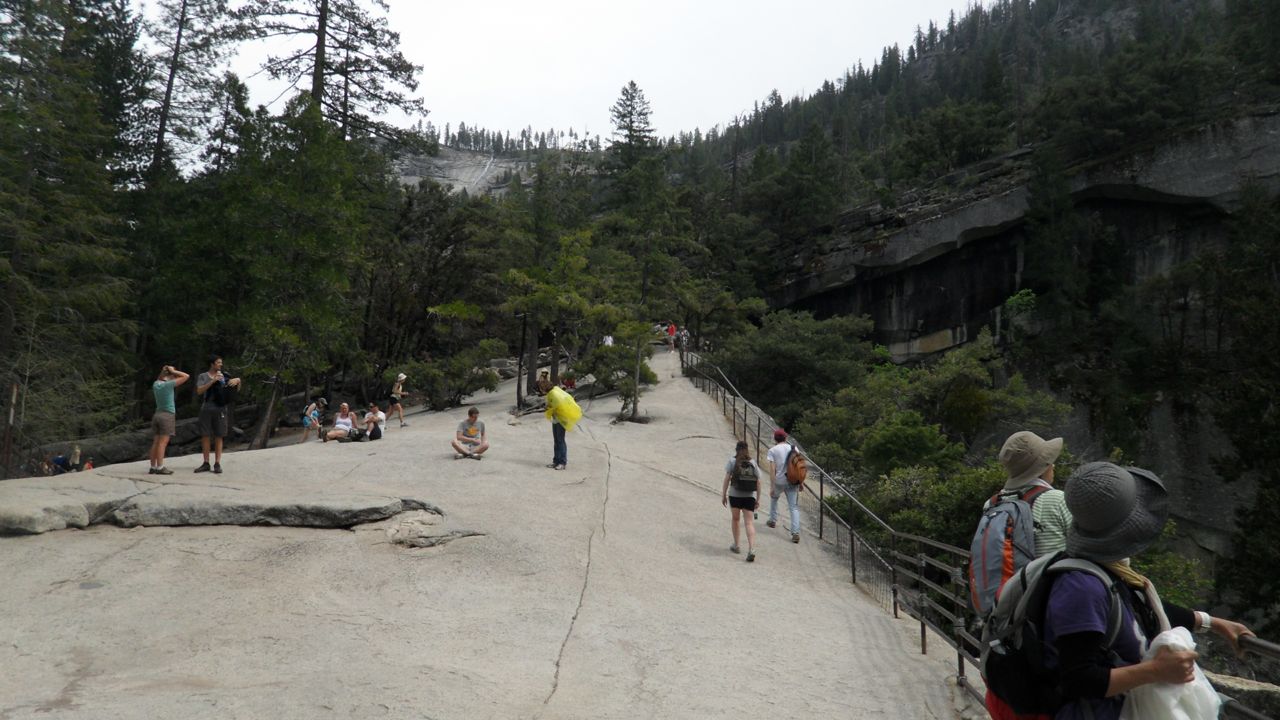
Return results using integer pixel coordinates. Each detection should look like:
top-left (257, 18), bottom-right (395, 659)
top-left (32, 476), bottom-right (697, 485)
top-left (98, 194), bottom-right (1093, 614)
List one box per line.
top-left (318, 397), bottom-right (328, 407)
top-left (773, 429), bottom-right (787, 442)
top-left (396, 373), bottom-right (407, 382)
top-left (999, 431), bottom-right (1064, 491)
top-left (1065, 462), bottom-right (1169, 563)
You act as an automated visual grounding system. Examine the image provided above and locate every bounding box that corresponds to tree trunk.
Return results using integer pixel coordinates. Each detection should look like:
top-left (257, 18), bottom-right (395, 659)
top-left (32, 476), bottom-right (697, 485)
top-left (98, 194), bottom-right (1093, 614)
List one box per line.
top-left (629, 341), bottom-right (643, 420)
top-left (311, 0), bottom-right (328, 105)
top-left (249, 373), bottom-right (283, 450)
top-left (549, 335), bottom-right (560, 384)
top-left (515, 314), bottom-right (527, 409)
top-left (151, 0), bottom-right (189, 176)
top-left (525, 323), bottom-right (539, 392)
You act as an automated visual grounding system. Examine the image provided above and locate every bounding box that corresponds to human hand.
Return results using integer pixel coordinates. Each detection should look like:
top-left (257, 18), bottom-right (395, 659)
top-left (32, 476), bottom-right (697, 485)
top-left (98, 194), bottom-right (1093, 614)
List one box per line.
top-left (1211, 617), bottom-right (1255, 658)
top-left (229, 378), bottom-right (241, 388)
top-left (721, 495), bottom-right (728, 508)
top-left (1148, 645), bottom-right (1198, 685)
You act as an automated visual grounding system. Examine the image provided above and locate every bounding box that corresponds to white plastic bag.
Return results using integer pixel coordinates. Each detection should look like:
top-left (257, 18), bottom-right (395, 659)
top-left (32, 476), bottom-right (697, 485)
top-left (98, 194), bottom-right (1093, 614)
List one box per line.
top-left (1120, 627), bottom-right (1221, 720)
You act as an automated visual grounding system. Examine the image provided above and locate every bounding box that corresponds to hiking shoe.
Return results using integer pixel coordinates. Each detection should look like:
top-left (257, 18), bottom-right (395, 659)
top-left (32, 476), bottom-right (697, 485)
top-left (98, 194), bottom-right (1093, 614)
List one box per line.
top-left (730, 544), bottom-right (740, 554)
top-left (455, 453), bottom-right (465, 460)
top-left (471, 454), bottom-right (482, 461)
top-left (148, 468), bottom-right (158, 474)
top-left (746, 551), bottom-right (756, 563)
top-left (546, 463), bottom-right (559, 469)
top-left (154, 466), bottom-right (173, 476)
top-left (554, 464), bottom-right (565, 471)
top-left (194, 462), bottom-right (211, 473)
top-left (791, 533), bottom-right (800, 544)
top-left (766, 520), bottom-right (776, 528)
top-left (213, 463), bottom-right (223, 474)
top-left (400, 422), bottom-right (408, 428)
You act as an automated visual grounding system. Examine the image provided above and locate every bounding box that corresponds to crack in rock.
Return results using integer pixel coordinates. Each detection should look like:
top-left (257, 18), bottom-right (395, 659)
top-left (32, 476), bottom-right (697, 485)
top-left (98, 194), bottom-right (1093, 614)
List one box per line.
top-left (391, 529), bottom-right (485, 549)
top-left (539, 528), bottom-right (596, 713)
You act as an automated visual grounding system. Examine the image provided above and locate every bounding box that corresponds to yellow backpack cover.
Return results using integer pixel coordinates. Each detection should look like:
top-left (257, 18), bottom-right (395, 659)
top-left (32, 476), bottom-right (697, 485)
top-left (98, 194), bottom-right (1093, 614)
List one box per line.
top-left (545, 387), bottom-right (582, 431)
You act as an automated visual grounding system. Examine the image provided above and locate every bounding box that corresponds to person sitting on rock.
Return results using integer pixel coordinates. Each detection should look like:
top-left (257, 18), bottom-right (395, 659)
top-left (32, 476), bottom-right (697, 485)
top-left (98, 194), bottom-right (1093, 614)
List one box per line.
top-left (323, 402), bottom-right (359, 442)
top-left (451, 406), bottom-right (488, 460)
top-left (534, 370), bottom-right (553, 396)
top-left (363, 402), bottom-right (386, 441)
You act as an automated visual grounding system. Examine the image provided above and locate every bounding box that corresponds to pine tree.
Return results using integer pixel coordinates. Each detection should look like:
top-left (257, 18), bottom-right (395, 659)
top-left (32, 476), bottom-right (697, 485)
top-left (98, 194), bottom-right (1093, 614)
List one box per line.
top-left (607, 80), bottom-right (655, 174)
top-left (147, 0), bottom-right (239, 174)
top-left (239, 0), bottom-right (425, 142)
top-left (0, 0), bottom-right (134, 458)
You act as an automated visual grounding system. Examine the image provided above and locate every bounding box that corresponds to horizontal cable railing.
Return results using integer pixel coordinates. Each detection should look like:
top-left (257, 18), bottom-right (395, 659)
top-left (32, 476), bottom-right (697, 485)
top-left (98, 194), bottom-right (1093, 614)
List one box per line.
top-left (680, 351), bottom-right (1279, 719)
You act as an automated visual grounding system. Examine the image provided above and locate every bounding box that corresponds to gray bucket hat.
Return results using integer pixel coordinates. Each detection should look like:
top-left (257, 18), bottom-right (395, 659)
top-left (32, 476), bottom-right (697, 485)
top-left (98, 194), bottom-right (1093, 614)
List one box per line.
top-left (999, 431), bottom-right (1064, 491)
top-left (1065, 462), bottom-right (1169, 563)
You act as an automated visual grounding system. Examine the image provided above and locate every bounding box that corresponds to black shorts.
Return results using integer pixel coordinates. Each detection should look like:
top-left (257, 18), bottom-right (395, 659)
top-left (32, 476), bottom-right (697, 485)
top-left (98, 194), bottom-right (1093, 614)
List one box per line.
top-left (198, 405), bottom-right (228, 437)
top-left (388, 395), bottom-right (401, 407)
top-left (728, 495), bottom-right (756, 510)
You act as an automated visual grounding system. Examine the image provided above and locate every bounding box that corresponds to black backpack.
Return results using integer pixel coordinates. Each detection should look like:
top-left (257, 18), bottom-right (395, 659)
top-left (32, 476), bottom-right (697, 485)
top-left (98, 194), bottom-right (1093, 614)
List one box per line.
top-left (731, 460), bottom-right (759, 492)
top-left (980, 551), bottom-right (1124, 716)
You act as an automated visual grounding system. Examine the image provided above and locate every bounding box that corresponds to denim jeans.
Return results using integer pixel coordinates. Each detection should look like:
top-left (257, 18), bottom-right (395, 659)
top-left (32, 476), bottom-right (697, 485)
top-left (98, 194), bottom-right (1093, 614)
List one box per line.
top-left (769, 484), bottom-right (800, 534)
top-left (552, 422), bottom-right (567, 466)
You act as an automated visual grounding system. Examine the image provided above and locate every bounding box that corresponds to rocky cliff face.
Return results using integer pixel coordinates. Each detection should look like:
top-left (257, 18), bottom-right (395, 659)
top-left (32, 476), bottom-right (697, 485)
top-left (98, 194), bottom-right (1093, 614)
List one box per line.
top-left (777, 109), bottom-right (1280, 361)
top-left (775, 108), bottom-right (1280, 563)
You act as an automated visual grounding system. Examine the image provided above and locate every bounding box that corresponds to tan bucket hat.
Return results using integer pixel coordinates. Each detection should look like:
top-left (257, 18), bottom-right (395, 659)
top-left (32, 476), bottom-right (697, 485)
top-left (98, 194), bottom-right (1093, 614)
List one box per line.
top-left (999, 431), bottom-right (1064, 491)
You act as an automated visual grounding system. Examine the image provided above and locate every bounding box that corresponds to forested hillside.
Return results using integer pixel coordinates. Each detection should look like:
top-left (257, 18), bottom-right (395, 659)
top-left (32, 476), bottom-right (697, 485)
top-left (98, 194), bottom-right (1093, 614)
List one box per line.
top-left (3, 0), bottom-right (1280, 637)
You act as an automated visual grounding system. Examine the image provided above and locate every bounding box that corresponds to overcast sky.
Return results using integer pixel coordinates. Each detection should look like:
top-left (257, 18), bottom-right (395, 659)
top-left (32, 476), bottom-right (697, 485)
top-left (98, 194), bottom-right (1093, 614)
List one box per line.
top-left (233, 0), bottom-right (971, 142)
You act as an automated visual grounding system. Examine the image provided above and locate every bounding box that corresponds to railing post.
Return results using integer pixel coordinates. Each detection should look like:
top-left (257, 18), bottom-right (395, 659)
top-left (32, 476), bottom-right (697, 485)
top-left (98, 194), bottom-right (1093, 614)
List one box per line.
top-left (755, 416), bottom-right (762, 461)
top-left (919, 552), bottom-right (928, 655)
top-left (819, 472), bottom-right (825, 539)
top-left (731, 395), bottom-right (737, 436)
top-left (849, 525), bottom-right (856, 584)
top-left (891, 532), bottom-right (900, 619)
top-left (953, 567), bottom-right (966, 684)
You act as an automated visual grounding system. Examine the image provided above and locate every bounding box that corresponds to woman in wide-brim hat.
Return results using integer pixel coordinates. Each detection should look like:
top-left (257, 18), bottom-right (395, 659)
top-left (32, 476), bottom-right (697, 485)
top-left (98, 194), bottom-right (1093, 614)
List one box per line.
top-left (1043, 462), bottom-right (1253, 720)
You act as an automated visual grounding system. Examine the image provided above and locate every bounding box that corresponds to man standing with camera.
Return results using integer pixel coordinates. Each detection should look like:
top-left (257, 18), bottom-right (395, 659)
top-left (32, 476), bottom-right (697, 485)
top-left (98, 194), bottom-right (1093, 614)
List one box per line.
top-left (195, 355), bottom-right (240, 474)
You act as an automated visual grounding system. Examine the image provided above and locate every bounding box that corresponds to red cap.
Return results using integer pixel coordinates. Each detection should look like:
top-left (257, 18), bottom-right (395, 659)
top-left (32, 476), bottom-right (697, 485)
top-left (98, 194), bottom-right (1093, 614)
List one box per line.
top-left (773, 429), bottom-right (787, 441)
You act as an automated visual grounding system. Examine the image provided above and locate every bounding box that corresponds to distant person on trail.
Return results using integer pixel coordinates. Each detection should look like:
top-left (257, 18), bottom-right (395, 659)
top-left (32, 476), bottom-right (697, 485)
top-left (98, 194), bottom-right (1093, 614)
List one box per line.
top-left (299, 397), bottom-right (327, 444)
top-left (150, 364), bottom-right (190, 474)
top-left (998, 430), bottom-right (1071, 557)
top-left (388, 373), bottom-right (409, 428)
top-left (544, 386), bottom-right (581, 471)
top-left (363, 402), bottom-right (386, 441)
top-left (765, 428), bottom-right (802, 543)
top-left (451, 406), bottom-right (488, 460)
top-left (324, 402), bottom-right (359, 442)
top-left (665, 321), bottom-right (676, 352)
top-left (722, 440), bottom-right (761, 562)
top-left (195, 355), bottom-right (240, 474)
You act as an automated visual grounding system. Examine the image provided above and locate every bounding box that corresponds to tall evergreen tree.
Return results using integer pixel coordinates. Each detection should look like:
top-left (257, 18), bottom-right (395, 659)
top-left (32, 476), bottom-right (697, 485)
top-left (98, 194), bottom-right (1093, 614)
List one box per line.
top-left (607, 80), bottom-right (655, 174)
top-left (0, 0), bottom-right (134, 459)
top-left (239, 0), bottom-right (425, 142)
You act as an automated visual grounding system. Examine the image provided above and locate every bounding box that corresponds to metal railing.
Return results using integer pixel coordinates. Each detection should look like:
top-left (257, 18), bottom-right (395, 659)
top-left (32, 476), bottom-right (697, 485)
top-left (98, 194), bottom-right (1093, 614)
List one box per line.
top-left (680, 351), bottom-right (1280, 719)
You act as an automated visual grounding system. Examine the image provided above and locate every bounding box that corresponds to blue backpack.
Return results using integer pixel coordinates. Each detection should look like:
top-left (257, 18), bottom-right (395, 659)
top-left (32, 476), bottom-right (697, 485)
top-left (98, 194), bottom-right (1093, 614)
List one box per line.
top-left (968, 484), bottom-right (1048, 616)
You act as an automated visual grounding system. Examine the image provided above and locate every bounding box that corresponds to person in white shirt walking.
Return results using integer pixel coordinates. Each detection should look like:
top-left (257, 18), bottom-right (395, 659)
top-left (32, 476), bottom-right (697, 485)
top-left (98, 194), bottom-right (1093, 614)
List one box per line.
top-left (765, 428), bottom-right (802, 543)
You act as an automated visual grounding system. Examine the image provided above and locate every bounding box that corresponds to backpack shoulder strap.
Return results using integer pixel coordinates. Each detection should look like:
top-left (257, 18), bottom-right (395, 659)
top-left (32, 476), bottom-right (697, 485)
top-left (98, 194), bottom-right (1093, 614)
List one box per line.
top-left (1048, 558), bottom-right (1125, 645)
top-left (1020, 484), bottom-right (1051, 504)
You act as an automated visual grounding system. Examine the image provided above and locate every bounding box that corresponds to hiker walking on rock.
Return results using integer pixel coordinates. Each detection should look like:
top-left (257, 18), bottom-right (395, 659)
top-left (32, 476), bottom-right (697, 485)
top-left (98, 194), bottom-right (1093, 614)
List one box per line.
top-left (765, 429), bottom-right (802, 543)
top-left (195, 356), bottom-right (240, 474)
top-left (299, 397), bottom-right (326, 443)
top-left (721, 440), bottom-right (760, 562)
top-left (388, 373), bottom-right (409, 428)
top-left (149, 364), bottom-right (189, 475)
